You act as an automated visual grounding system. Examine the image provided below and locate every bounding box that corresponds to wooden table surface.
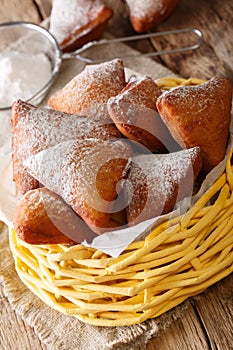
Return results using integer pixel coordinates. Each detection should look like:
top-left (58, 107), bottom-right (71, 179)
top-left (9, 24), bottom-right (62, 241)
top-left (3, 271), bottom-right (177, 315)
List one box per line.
top-left (0, 1), bottom-right (232, 349)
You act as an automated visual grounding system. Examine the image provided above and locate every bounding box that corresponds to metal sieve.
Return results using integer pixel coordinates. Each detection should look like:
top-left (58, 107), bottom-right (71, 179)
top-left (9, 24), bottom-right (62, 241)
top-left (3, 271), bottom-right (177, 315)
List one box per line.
top-left (0, 22), bottom-right (62, 111)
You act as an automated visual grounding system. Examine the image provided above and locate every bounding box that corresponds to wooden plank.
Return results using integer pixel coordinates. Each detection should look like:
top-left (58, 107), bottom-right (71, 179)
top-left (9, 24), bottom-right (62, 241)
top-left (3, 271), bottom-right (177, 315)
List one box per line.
top-left (146, 302), bottom-right (211, 350)
top-left (106, 0), bottom-right (233, 81)
top-left (0, 286), bottom-right (47, 350)
top-left (106, 0), bottom-right (158, 57)
top-left (147, 275), bottom-right (233, 349)
top-left (150, 0), bottom-right (233, 80)
top-left (192, 274), bottom-right (233, 350)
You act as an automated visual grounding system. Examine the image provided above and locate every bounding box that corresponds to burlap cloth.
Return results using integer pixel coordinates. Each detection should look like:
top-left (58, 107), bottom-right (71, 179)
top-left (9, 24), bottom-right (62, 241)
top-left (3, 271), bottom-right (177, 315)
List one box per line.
top-left (0, 4), bottom-right (195, 348)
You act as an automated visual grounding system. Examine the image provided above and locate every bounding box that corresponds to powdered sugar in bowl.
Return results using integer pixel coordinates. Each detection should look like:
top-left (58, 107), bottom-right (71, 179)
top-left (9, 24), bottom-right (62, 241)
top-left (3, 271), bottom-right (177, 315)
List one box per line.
top-left (0, 22), bottom-right (62, 111)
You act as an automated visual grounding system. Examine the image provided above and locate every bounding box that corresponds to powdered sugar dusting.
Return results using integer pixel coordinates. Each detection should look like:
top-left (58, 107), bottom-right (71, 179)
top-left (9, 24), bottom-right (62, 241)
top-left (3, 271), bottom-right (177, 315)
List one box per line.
top-left (17, 187), bottom-right (97, 243)
top-left (109, 75), bottom-right (161, 111)
top-left (107, 75), bottom-right (171, 152)
top-left (126, 0), bottom-right (166, 19)
top-left (24, 139), bottom-right (131, 232)
top-left (12, 100), bottom-right (120, 193)
top-left (158, 77), bottom-right (232, 120)
top-left (49, 0), bottom-right (106, 43)
top-left (125, 146), bottom-right (201, 224)
top-left (48, 59), bottom-right (126, 118)
top-left (157, 77), bottom-right (233, 172)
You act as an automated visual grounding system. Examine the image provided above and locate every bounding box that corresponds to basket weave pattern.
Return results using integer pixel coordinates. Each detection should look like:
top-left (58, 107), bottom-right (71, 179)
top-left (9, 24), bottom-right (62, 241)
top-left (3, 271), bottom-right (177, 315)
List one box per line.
top-left (9, 78), bottom-right (233, 327)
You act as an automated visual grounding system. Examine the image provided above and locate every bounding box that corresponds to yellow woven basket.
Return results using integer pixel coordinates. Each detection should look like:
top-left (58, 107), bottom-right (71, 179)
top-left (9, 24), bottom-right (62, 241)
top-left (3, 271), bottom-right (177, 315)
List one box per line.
top-left (9, 78), bottom-right (233, 327)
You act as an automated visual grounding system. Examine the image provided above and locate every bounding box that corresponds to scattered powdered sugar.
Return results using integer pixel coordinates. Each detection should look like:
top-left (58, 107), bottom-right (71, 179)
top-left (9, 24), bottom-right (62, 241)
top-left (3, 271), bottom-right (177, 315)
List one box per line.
top-left (0, 51), bottom-right (51, 108)
top-left (49, 0), bottom-right (106, 43)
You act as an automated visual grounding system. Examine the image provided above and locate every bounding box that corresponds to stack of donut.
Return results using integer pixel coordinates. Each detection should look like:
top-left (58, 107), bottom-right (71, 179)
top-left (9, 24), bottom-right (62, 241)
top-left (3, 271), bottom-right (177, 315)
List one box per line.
top-left (11, 59), bottom-right (232, 245)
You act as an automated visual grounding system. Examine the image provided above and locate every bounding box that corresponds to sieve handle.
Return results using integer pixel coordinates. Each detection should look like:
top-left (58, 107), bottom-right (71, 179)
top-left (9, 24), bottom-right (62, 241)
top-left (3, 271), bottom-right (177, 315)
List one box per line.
top-left (62, 27), bottom-right (204, 64)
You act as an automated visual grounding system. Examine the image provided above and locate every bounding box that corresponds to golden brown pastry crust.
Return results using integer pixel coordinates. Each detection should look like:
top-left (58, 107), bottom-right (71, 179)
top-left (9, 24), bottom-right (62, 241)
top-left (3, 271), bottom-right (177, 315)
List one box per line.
top-left (14, 187), bottom-right (97, 245)
top-left (11, 99), bottom-right (121, 194)
top-left (107, 75), bottom-right (179, 152)
top-left (24, 139), bottom-right (132, 234)
top-left (124, 147), bottom-right (203, 226)
top-left (49, 0), bottom-right (113, 52)
top-left (126, 0), bottom-right (180, 33)
top-left (11, 56), bottom-right (232, 245)
top-left (48, 59), bottom-right (126, 121)
top-left (156, 77), bottom-right (233, 173)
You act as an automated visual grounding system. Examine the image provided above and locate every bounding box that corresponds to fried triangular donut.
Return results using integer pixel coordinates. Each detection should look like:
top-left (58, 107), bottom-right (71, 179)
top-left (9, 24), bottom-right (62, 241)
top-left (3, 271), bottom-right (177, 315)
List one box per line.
top-left (125, 0), bottom-right (180, 33)
top-left (107, 75), bottom-right (179, 152)
top-left (11, 99), bottom-right (121, 194)
top-left (156, 77), bottom-right (233, 173)
top-left (124, 147), bottom-right (202, 226)
top-left (48, 59), bottom-right (126, 121)
top-left (14, 187), bottom-right (97, 245)
top-left (25, 139), bottom-right (131, 234)
top-left (49, 0), bottom-right (113, 52)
